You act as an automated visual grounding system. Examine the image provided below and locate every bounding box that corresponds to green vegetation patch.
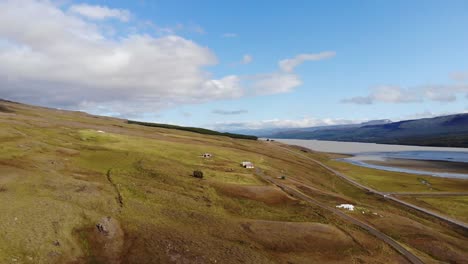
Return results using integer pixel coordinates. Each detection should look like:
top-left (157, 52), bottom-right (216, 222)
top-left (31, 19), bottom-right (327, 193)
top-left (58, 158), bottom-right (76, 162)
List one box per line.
top-left (325, 160), bottom-right (468, 193)
top-left (127, 120), bottom-right (258, 140)
top-left (399, 196), bottom-right (468, 223)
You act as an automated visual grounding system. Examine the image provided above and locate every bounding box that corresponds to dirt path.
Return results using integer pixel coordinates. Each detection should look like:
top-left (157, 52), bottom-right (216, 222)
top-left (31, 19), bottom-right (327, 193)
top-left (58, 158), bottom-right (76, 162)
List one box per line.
top-left (254, 168), bottom-right (423, 264)
top-left (107, 169), bottom-right (123, 209)
top-left (275, 144), bottom-right (468, 231)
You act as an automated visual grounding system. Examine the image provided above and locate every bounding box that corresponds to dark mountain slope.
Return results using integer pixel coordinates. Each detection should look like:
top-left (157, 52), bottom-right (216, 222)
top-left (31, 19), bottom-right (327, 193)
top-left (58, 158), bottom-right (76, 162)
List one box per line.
top-left (269, 114), bottom-right (468, 147)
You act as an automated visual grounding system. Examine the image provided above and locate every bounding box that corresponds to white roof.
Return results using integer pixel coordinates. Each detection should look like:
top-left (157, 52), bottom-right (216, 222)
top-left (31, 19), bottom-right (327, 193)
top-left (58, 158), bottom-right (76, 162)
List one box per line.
top-left (336, 204), bottom-right (354, 211)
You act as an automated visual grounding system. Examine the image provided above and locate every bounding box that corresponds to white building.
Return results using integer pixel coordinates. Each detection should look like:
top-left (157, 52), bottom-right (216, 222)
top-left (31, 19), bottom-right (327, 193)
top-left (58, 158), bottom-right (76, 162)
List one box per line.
top-left (336, 204), bottom-right (355, 211)
top-left (241, 161), bottom-right (254, 169)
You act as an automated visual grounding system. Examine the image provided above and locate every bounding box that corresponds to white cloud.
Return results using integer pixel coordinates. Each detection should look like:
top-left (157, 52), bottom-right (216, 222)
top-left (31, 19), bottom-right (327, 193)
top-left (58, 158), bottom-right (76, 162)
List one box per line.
top-left (0, 0), bottom-right (335, 117)
top-left (371, 86), bottom-right (420, 103)
top-left (242, 54), bottom-right (252, 64)
top-left (222, 33), bottom-right (237, 38)
top-left (342, 83), bottom-right (468, 105)
top-left (341, 96), bottom-right (373, 105)
top-left (69, 3), bottom-right (131, 22)
top-left (243, 51), bottom-right (335, 95)
top-left (212, 109), bottom-right (248, 115)
top-left (249, 73), bottom-right (301, 95)
top-left (0, 0), bottom-right (243, 117)
top-left (279, 51), bottom-right (336, 73)
top-left (139, 21), bottom-right (204, 36)
top-left (213, 117), bottom-right (360, 130)
top-left (423, 86), bottom-right (457, 102)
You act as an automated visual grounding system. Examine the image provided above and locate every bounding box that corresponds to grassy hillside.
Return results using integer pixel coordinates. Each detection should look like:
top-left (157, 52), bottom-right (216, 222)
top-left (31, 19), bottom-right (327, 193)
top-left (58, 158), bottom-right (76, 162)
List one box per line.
top-left (270, 114), bottom-right (468, 147)
top-left (1, 100), bottom-right (467, 263)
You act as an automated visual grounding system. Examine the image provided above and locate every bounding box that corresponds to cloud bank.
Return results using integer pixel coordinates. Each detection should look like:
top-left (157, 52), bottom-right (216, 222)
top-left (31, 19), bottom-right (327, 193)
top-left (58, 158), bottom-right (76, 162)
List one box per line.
top-left (212, 109), bottom-right (248, 115)
top-left (342, 84), bottom-right (468, 105)
top-left (0, 0), bottom-right (243, 116)
top-left (69, 3), bottom-right (131, 22)
top-left (0, 0), bottom-right (334, 118)
top-left (279, 51), bottom-right (336, 73)
top-left (213, 117), bottom-right (360, 130)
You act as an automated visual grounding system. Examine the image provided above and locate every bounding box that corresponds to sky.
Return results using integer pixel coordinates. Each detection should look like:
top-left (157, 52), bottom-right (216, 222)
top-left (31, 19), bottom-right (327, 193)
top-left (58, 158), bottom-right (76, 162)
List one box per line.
top-left (1, 0), bottom-right (468, 131)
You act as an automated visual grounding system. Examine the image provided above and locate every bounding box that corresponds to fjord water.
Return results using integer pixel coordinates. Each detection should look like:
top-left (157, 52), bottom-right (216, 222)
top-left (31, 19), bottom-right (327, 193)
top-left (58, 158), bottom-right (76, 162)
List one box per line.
top-left (274, 139), bottom-right (468, 179)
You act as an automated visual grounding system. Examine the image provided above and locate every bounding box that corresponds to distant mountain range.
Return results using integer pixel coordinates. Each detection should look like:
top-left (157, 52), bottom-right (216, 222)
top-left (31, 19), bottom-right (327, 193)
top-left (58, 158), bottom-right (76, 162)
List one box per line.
top-left (265, 114), bottom-right (468, 148)
top-left (227, 119), bottom-right (392, 138)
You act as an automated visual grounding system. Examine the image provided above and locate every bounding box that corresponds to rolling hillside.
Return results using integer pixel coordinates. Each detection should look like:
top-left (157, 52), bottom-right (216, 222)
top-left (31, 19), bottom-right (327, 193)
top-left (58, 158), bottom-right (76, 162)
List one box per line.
top-left (269, 114), bottom-right (468, 147)
top-left (1, 100), bottom-right (467, 263)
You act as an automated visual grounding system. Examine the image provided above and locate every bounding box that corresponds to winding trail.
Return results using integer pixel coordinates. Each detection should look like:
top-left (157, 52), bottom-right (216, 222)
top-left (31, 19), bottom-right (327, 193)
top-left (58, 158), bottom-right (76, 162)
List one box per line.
top-left (106, 169), bottom-right (123, 209)
top-left (254, 168), bottom-right (424, 264)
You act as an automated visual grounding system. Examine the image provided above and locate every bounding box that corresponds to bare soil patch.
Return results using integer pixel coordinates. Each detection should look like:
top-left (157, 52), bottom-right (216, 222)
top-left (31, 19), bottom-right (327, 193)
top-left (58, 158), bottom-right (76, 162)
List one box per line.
top-left (73, 217), bottom-right (124, 264)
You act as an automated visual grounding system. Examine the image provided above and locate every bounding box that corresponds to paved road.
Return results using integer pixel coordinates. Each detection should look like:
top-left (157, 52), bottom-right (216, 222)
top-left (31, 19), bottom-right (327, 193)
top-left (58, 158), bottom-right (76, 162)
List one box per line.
top-left (385, 192), bottom-right (468, 197)
top-left (255, 169), bottom-right (424, 264)
top-left (275, 144), bottom-right (468, 231)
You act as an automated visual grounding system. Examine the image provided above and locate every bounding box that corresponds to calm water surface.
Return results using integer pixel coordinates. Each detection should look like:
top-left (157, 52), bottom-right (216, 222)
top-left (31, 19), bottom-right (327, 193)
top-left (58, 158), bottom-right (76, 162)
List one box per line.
top-left (273, 139), bottom-right (468, 179)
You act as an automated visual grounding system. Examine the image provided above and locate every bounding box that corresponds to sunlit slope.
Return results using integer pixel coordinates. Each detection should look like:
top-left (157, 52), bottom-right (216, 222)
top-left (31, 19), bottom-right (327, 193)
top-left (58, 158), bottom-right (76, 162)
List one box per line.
top-left (0, 100), bottom-right (467, 263)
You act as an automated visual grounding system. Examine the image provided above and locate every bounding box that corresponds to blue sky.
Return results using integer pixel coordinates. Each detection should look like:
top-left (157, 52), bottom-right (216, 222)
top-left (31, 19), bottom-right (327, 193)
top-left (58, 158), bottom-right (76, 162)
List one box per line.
top-left (1, 0), bottom-right (468, 130)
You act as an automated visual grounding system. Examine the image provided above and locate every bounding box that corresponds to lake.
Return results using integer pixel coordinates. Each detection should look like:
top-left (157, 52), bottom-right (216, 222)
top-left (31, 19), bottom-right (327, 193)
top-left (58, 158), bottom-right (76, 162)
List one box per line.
top-left (273, 139), bottom-right (468, 179)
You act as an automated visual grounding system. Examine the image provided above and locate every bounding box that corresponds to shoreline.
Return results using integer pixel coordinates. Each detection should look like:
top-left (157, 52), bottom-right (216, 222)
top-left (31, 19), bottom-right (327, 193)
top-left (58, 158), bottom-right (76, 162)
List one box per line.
top-left (274, 139), bottom-right (468, 179)
top-left (339, 158), bottom-right (468, 179)
top-left (364, 158), bottom-right (468, 175)
top-left (273, 139), bottom-right (468, 154)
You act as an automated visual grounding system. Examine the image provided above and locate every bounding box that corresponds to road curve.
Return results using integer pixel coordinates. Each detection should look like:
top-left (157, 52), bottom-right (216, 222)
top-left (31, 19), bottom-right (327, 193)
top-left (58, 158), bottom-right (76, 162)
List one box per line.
top-left (275, 144), bottom-right (468, 231)
top-left (255, 169), bottom-right (424, 264)
top-left (385, 192), bottom-right (468, 197)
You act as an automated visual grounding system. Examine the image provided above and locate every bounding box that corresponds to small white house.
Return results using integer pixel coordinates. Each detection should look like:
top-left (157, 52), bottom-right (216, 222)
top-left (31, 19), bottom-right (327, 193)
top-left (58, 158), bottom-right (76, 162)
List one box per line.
top-left (336, 204), bottom-right (355, 211)
top-left (202, 153), bottom-right (212, 158)
top-left (241, 161), bottom-right (254, 169)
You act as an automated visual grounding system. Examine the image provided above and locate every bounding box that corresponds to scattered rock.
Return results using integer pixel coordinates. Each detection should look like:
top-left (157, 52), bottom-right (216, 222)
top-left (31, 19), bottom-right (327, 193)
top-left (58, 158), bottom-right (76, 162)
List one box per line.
top-left (53, 240), bottom-right (60, 247)
top-left (96, 223), bottom-right (109, 235)
top-left (92, 217), bottom-right (124, 264)
top-left (193, 170), bottom-right (203, 179)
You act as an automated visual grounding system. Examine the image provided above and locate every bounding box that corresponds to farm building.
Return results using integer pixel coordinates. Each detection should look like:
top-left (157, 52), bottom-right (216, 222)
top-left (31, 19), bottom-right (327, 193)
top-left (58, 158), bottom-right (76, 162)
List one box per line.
top-left (202, 153), bottom-right (212, 158)
top-left (241, 161), bottom-right (254, 169)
